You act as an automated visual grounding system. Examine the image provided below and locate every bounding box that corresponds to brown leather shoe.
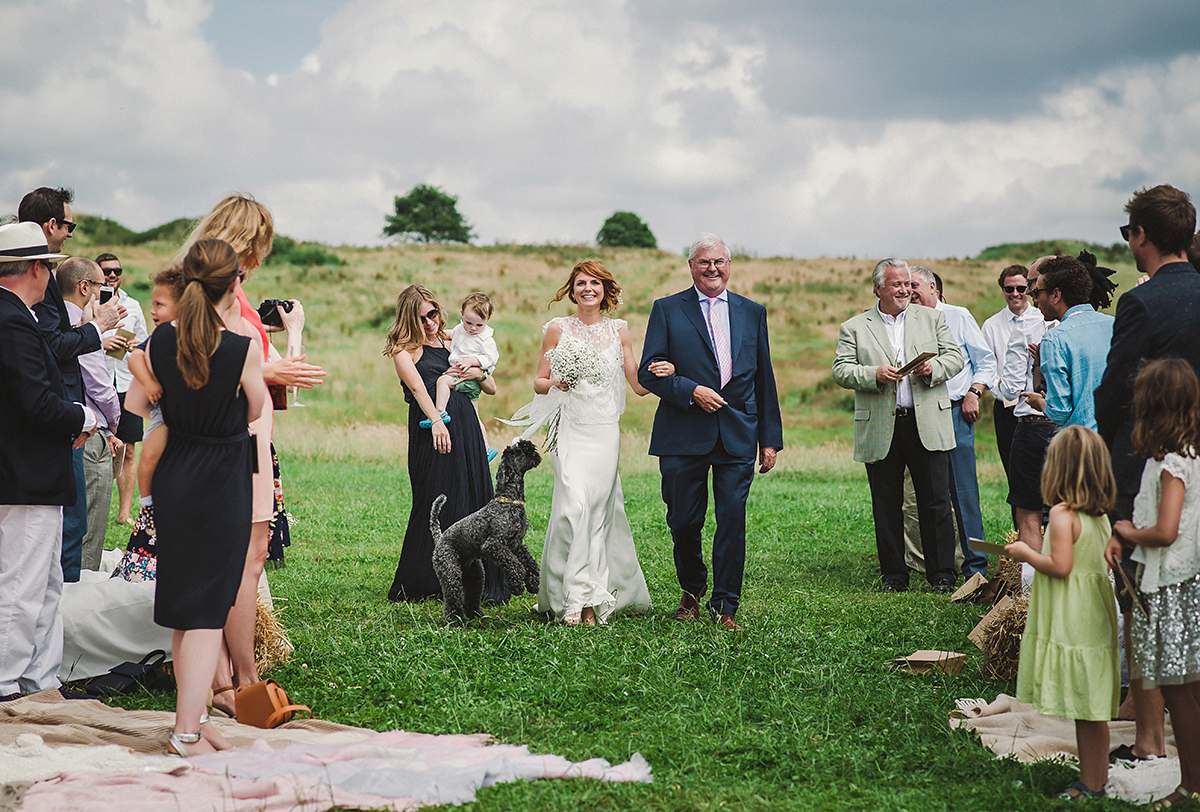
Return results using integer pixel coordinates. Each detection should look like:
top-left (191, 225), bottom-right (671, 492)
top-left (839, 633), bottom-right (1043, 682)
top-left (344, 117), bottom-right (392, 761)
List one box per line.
top-left (715, 613), bottom-right (743, 631)
top-left (675, 592), bottom-right (703, 622)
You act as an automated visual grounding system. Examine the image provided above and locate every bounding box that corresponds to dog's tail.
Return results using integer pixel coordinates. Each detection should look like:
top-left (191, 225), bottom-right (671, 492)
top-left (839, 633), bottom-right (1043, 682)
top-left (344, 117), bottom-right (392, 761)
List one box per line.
top-left (430, 494), bottom-right (448, 544)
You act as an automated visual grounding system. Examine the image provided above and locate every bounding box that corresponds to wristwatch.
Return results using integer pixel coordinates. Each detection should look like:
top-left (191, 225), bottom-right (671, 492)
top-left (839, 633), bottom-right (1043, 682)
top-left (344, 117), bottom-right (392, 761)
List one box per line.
top-left (967, 386), bottom-right (984, 398)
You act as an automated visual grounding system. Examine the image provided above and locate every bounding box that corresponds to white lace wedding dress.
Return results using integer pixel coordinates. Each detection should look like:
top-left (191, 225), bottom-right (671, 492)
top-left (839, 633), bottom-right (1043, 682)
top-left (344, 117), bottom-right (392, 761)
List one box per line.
top-left (532, 316), bottom-right (651, 623)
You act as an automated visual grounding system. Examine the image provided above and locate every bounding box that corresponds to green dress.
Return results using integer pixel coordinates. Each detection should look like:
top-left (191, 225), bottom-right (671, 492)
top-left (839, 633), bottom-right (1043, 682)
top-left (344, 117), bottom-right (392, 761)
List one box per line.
top-left (1016, 512), bottom-right (1119, 721)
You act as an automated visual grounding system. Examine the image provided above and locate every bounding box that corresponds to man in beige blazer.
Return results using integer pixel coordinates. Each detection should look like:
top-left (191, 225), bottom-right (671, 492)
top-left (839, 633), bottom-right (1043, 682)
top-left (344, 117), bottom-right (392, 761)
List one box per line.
top-left (833, 258), bottom-right (964, 592)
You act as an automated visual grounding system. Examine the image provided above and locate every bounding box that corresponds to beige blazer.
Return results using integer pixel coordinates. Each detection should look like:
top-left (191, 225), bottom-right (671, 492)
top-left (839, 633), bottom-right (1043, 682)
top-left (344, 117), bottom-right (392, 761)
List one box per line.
top-left (832, 304), bottom-right (964, 463)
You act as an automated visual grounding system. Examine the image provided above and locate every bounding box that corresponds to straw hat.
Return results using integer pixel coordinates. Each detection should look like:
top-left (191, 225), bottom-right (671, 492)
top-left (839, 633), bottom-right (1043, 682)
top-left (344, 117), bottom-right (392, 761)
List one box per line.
top-left (0, 222), bottom-right (69, 263)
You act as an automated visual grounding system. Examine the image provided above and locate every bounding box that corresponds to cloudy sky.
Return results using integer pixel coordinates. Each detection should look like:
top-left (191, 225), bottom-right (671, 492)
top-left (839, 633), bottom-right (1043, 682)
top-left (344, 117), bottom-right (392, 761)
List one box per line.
top-left (3, 0), bottom-right (1198, 258)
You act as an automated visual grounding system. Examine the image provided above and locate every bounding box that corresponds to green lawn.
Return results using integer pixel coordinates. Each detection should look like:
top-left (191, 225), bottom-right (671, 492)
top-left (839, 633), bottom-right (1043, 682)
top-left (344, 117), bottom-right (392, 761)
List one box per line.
top-left (104, 446), bottom-right (1104, 811)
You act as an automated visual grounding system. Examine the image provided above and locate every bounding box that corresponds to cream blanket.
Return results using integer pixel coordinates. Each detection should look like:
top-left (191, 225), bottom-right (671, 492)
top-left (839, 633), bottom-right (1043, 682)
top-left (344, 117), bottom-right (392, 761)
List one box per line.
top-left (950, 694), bottom-right (1180, 804)
top-left (1, 691), bottom-right (651, 811)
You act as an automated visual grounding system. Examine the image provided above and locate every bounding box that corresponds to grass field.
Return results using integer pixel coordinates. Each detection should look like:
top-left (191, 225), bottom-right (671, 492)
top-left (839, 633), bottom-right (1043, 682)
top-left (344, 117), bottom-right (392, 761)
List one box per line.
top-left (81, 235), bottom-right (1146, 809)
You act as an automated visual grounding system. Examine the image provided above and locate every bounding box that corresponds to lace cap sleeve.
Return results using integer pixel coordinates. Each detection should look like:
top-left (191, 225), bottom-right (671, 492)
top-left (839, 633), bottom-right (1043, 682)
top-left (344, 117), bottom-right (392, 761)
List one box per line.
top-left (613, 318), bottom-right (628, 332)
top-left (542, 317), bottom-right (564, 335)
top-left (1162, 452), bottom-right (1198, 488)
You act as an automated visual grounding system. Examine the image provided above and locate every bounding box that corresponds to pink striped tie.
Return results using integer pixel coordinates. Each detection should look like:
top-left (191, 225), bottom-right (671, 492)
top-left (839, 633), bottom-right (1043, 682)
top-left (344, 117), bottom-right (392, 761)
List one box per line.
top-left (706, 296), bottom-right (732, 389)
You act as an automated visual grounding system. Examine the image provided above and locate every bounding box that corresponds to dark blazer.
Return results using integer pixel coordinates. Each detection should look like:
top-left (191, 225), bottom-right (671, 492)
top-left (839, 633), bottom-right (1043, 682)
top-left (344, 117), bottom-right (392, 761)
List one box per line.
top-left (32, 271), bottom-right (101, 402)
top-left (638, 288), bottom-right (783, 458)
top-left (0, 286), bottom-right (86, 505)
top-left (1094, 261), bottom-right (1200, 494)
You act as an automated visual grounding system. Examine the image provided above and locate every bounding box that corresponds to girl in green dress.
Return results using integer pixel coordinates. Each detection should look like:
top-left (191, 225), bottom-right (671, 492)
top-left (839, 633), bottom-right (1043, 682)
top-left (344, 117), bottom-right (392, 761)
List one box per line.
top-left (1006, 425), bottom-right (1118, 801)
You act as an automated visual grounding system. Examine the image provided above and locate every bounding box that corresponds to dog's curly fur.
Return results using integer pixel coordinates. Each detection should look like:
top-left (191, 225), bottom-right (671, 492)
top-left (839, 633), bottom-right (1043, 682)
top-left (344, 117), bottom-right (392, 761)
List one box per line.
top-left (431, 439), bottom-right (542, 626)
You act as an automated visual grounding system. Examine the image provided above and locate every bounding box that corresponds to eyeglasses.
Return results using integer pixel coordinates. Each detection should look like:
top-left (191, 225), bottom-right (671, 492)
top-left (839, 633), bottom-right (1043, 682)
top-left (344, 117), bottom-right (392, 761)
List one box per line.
top-left (1120, 224), bottom-right (1132, 241)
top-left (61, 220), bottom-right (76, 234)
top-left (420, 310), bottom-right (440, 323)
top-left (82, 279), bottom-right (104, 289)
top-left (103, 266), bottom-right (123, 277)
top-left (1002, 284), bottom-right (1027, 294)
top-left (691, 258), bottom-right (729, 270)
top-left (1028, 286), bottom-right (1046, 299)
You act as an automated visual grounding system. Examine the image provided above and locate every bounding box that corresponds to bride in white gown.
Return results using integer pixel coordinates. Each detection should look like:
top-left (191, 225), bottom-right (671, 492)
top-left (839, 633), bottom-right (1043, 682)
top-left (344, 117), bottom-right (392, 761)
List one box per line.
top-left (513, 260), bottom-right (672, 625)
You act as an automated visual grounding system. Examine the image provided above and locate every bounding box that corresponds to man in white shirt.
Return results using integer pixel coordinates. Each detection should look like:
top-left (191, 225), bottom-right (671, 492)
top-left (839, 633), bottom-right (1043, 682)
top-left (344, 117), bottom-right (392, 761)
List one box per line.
top-left (996, 257), bottom-right (1057, 552)
top-left (96, 253), bottom-right (149, 525)
top-left (980, 265), bottom-right (1041, 480)
top-left (909, 267), bottom-right (996, 577)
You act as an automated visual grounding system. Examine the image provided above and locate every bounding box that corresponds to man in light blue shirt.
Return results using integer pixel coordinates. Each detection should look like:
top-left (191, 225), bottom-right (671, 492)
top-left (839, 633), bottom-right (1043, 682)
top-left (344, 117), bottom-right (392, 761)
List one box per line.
top-left (910, 267), bottom-right (996, 577)
top-left (1021, 256), bottom-right (1113, 430)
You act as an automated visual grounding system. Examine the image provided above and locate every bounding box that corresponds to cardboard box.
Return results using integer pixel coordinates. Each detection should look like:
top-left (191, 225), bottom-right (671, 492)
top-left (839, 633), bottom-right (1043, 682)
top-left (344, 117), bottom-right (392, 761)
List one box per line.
top-left (952, 572), bottom-right (988, 603)
top-left (968, 595), bottom-right (1015, 650)
top-left (890, 649), bottom-right (966, 676)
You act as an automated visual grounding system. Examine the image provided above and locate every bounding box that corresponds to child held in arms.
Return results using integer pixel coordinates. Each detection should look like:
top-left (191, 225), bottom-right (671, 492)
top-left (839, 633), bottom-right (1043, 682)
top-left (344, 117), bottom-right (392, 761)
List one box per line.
top-left (421, 291), bottom-right (499, 458)
top-left (114, 267), bottom-right (185, 579)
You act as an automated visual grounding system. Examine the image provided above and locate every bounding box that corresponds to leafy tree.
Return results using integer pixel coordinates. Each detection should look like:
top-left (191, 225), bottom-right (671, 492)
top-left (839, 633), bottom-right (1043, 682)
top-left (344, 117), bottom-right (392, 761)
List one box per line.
top-left (596, 211), bottom-right (656, 249)
top-left (383, 184), bottom-right (475, 244)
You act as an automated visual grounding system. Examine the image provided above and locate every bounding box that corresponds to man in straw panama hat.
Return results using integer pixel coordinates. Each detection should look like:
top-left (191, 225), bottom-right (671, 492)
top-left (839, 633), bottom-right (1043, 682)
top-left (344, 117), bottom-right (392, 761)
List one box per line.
top-left (0, 221), bottom-right (99, 701)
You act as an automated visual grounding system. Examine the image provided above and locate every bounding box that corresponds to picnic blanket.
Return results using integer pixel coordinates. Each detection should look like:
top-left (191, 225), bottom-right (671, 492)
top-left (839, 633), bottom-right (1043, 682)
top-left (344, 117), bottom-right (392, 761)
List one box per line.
top-left (950, 693), bottom-right (1179, 805)
top-left (0, 691), bottom-right (651, 811)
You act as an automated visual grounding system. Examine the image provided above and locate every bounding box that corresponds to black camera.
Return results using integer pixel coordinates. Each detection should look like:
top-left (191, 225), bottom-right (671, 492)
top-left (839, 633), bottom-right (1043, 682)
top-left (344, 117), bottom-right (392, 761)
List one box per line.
top-left (257, 298), bottom-right (294, 328)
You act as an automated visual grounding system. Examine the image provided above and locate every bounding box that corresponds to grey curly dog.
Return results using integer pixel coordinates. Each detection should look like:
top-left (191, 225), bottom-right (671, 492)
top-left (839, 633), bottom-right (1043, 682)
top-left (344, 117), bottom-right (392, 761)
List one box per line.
top-left (430, 438), bottom-right (542, 626)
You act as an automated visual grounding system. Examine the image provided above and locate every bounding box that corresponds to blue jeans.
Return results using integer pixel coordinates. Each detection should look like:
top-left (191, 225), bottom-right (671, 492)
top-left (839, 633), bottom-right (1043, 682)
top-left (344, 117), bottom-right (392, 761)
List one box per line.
top-left (60, 447), bottom-right (87, 583)
top-left (949, 402), bottom-right (988, 577)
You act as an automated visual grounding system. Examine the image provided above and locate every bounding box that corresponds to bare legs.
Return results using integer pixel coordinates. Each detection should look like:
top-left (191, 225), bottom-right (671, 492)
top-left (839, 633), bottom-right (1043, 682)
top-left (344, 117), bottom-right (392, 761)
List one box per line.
top-left (1119, 613), bottom-right (1168, 758)
top-left (1162, 683), bottom-right (1200, 795)
top-left (116, 441), bottom-right (138, 524)
top-left (221, 520), bottom-right (270, 689)
top-left (172, 628), bottom-right (230, 754)
top-left (1074, 719), bottom-right (1110, 795)
top-left (1014, 507), bottom-right (1043, 553)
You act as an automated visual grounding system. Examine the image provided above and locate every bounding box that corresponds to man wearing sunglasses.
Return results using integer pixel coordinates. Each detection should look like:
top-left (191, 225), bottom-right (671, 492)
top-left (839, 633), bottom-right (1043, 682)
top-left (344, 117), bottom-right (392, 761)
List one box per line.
top-left (981, 265), bottom-right (1042, 483)
top-left (18, 187), bottom-right (124, 582)
top-left (1095, 184), bottom-right (1199, 764)
top-left (96, 252), bottom-right (149, 526)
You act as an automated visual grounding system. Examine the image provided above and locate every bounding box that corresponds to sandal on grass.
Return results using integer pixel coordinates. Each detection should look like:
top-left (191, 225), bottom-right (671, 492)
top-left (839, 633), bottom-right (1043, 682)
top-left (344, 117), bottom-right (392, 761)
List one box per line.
top-left (1149, 786), bottom-right (1198, 810)
top-left (1058, 780), bottom-right (1105, 801)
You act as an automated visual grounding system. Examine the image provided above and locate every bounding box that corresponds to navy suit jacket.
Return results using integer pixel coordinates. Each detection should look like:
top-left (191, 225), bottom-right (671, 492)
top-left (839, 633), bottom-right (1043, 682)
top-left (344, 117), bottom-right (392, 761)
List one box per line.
top-left (0, 287), bottom-right (87, 505)
top-left (1094, 261), bottom-right (1200, 494)
top-left (32, 271), bottom-right (101, 402)
top-left (638, 288), bottom-right (783, 458)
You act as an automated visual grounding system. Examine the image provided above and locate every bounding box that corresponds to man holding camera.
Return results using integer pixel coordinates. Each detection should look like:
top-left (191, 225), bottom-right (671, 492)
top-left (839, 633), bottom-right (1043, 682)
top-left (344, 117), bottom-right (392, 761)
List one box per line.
top-left (97, 252), bottom-right (149, 526)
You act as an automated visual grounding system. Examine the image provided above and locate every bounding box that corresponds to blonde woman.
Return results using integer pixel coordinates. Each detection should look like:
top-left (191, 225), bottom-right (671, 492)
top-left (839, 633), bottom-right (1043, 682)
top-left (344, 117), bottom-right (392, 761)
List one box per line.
top-left (175, 194), bottom-right (324, 713)
top-left (384, 285), bottom-right (509, 605)
top-left (133, 239), bottom-right (267, 754)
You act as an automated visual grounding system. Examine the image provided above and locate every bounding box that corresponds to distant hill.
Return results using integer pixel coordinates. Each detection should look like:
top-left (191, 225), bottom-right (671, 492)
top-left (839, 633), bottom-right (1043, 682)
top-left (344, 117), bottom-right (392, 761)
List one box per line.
top-left (975, 239), bottom-right (1128, 265)
top-left (76, 214), bottom-right (197, 247)
top-left (76, 214), bottom-right (341, 266)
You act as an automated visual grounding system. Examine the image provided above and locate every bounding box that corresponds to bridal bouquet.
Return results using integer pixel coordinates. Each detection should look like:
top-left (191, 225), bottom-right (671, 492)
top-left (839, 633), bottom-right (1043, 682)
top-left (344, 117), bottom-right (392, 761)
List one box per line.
top-left (546, 338), bottom-right (608, 389)
top-left (500, 338), bottom-right (607, 453)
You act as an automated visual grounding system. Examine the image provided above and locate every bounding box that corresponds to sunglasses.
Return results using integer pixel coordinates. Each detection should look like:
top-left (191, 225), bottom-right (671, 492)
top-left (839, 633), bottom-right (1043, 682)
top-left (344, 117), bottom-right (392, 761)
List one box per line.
top-left (103, 266), bottom-right (123, 277)
top-left (61, 219), bottom-right (77, 234)
top-left (1002, 284), bottom-right (1027, 294)
top-left (1028, 286), bottom-right (1046, 298)
top-left (420, 310), bottom-right (440, 323)
top-left (1120, 224), bottom-right (1132, 241)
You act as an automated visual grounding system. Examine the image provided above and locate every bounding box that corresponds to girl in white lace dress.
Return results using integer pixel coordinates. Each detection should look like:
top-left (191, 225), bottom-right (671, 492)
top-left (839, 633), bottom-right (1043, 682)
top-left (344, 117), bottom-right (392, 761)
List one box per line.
top-left (513, 260), bottom-right (672, 625)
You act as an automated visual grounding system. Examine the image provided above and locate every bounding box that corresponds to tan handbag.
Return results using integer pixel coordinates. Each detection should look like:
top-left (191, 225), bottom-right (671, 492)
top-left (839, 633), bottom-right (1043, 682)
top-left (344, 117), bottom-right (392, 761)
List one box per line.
top-left (234, 679), bottom-right (310, 728)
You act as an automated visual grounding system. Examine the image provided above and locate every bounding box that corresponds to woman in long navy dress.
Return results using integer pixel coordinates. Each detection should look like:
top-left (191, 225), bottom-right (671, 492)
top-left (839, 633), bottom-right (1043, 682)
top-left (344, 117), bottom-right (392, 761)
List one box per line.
top-left (136, 239), bottom-right (267, 755)
top-left (384, 285), bottom-right (509, 605)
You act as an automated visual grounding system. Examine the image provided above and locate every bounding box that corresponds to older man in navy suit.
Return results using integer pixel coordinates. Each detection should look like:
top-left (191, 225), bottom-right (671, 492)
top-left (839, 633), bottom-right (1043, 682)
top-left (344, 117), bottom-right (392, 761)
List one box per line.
top-left (0, 222), bottom-right (96, 701)
top-left (638, 233), bottom-right (783, 630)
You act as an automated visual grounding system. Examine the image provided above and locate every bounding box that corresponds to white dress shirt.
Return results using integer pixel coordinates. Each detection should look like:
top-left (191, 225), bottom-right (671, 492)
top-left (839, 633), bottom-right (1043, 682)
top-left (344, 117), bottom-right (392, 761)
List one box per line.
top-left (981, 304), bottom-right (1042, 406)
top-left (935, 301), bottom-right (996, 401)
top-left (879, 305), bottom-right (913, 408)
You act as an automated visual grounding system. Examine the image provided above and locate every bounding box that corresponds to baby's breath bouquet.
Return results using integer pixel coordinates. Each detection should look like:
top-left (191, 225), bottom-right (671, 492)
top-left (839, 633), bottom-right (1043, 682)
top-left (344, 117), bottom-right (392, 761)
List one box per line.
top-left (501, 338), bottom-right (607, 453)
top-left (546, 338), bottom-right (608, 389)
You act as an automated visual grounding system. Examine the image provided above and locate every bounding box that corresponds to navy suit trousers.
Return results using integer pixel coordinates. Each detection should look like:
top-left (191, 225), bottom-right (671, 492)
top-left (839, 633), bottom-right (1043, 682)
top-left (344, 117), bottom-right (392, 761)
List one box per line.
top-left (659, 438), bottom-right (755, 616)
